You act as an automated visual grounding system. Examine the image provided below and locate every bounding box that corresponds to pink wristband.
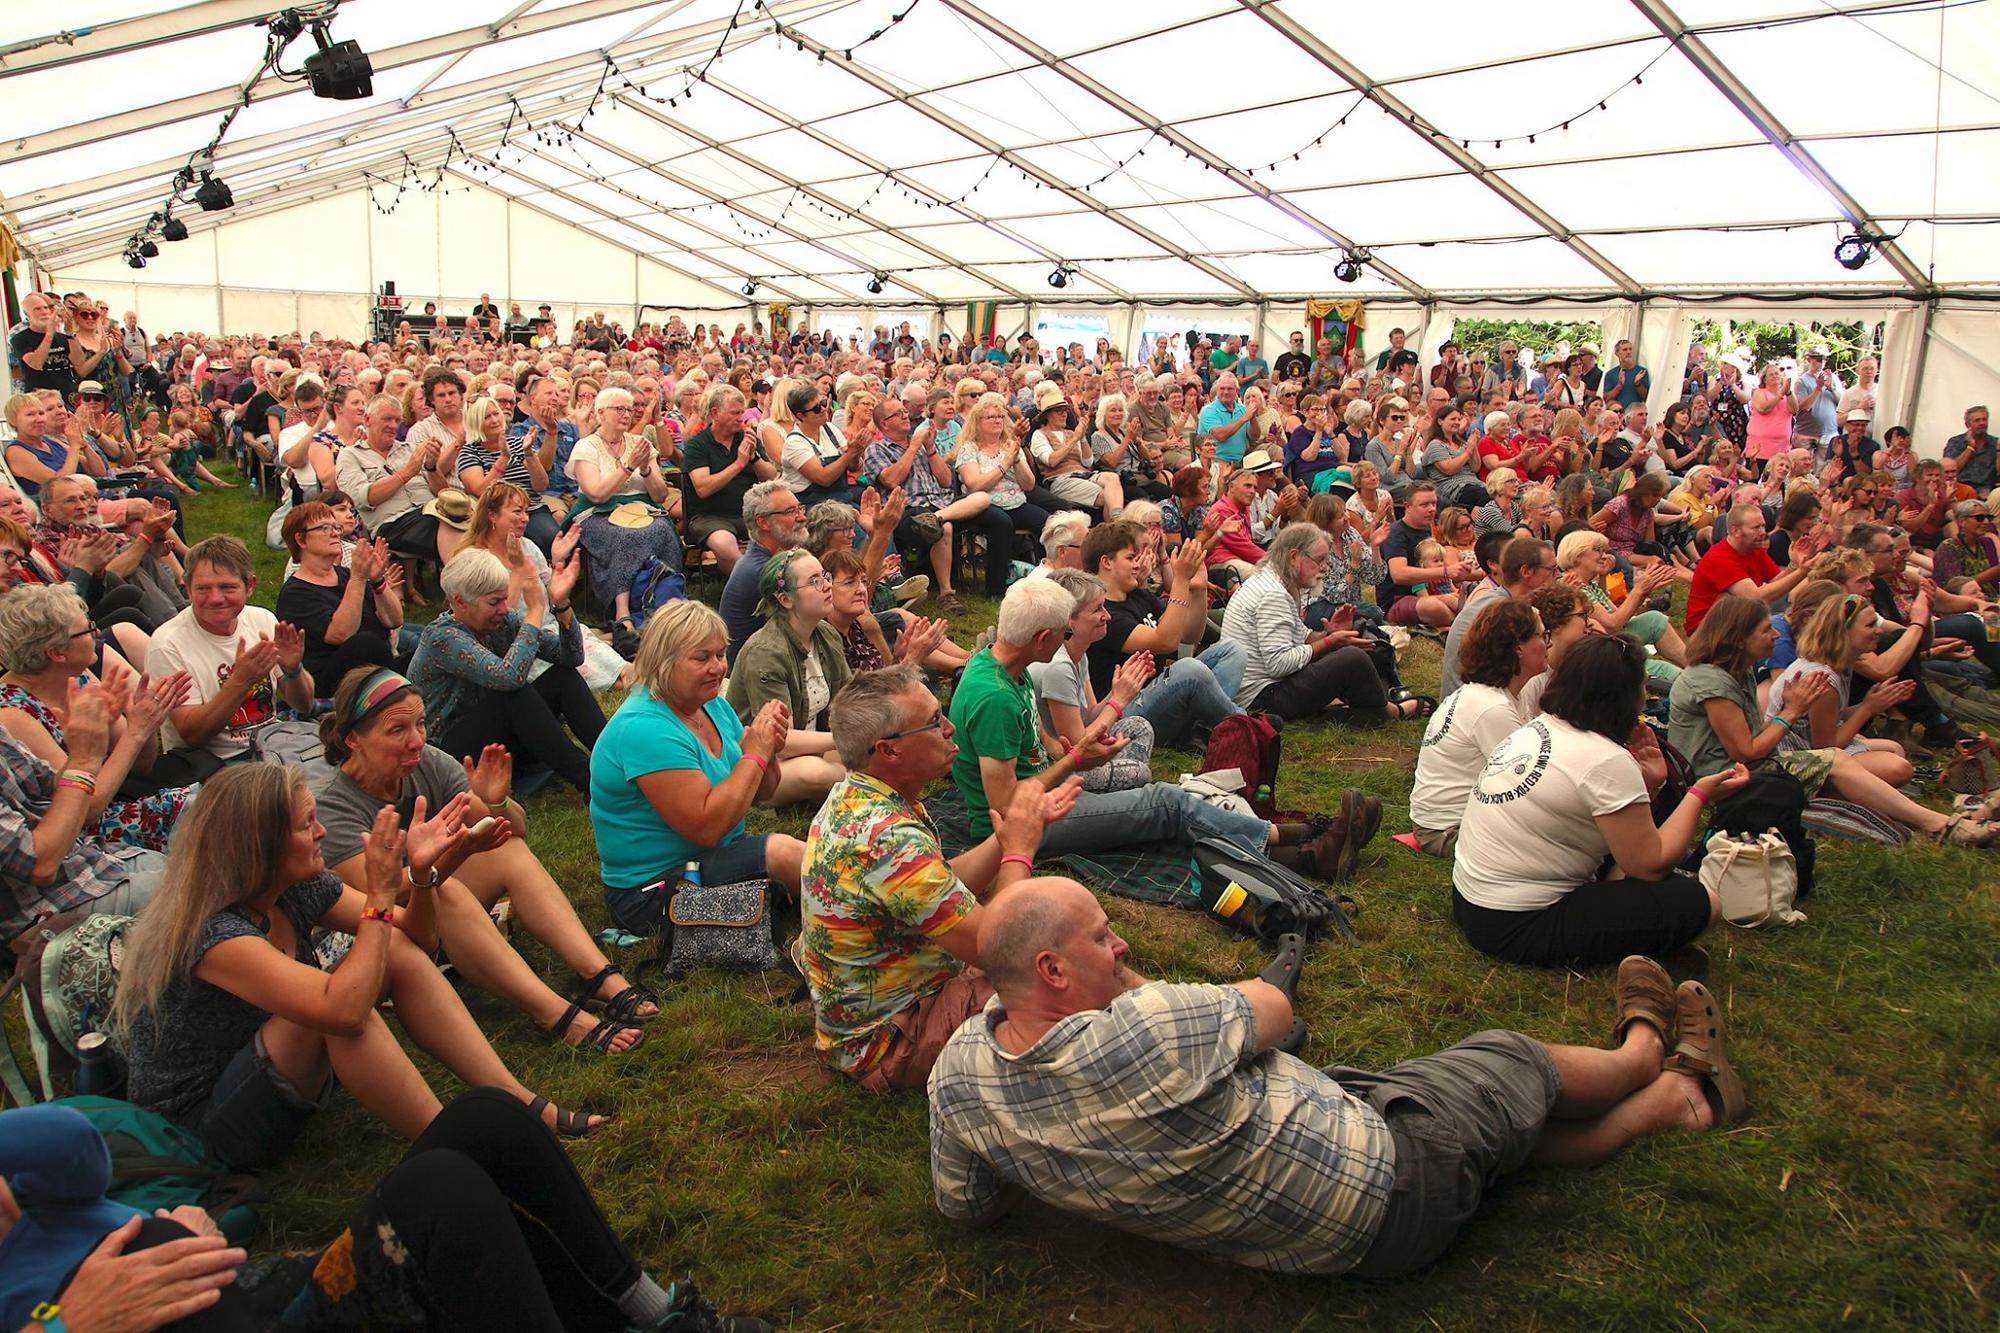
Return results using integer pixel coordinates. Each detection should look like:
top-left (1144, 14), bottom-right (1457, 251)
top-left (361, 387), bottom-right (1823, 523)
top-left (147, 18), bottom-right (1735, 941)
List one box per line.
top-left (1687, 786), bottom-right (1709, 808)
top-left (1000, 853), bottom-right (1034, 870)
top-left (742, 752), bottom-right (770, 773)
top-left (1104, 699), bottom-right (1124, 719)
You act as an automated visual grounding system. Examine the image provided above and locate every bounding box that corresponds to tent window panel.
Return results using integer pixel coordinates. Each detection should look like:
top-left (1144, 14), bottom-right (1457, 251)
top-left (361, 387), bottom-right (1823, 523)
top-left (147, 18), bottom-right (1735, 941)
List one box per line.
top-left (1070, 12), bottom-right (1346, 120)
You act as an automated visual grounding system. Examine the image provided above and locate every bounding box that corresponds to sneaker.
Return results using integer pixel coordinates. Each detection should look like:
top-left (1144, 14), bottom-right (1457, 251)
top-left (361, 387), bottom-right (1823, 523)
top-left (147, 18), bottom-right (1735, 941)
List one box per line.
top-left (642, 1277), bottom-right (773, 1333)
top-left (890, 575), bottom-right (930, 606)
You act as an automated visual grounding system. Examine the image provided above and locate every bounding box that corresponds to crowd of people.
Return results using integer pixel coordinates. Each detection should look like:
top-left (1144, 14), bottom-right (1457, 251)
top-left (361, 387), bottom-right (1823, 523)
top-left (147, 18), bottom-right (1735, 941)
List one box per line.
top-left (5, 290), bottom-right (1998, 1324)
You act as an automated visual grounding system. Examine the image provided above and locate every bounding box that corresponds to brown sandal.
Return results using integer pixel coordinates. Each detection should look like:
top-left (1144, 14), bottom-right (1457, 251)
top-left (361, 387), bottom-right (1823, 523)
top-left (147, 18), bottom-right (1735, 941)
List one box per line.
top-left (1662, 980), bottom-right (1747, 1124)
top-left (1611, 955), bottom-right (1677, 1052)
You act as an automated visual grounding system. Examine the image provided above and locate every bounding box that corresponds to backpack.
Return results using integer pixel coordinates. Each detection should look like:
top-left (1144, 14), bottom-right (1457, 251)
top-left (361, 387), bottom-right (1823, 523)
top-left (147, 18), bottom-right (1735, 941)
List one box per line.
top-left (55, 1095), bottom-right (265, 1246)
top-left (5, 912), bottom-right (131, 1104)
top-left (1188, 836), bottom-right (1358, 944)
top-left (1200, 712), bottom-right (1283, 819)
top-left (629, 555), bottom-right (687, 631)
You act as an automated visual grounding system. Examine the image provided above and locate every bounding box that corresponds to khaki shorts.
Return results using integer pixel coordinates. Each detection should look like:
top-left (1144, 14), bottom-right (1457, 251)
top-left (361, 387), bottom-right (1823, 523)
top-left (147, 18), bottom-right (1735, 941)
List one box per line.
top-left (856, 970), bottom-right (996, 1092)
top-left (1410, 825), bottom-right (1458, 858)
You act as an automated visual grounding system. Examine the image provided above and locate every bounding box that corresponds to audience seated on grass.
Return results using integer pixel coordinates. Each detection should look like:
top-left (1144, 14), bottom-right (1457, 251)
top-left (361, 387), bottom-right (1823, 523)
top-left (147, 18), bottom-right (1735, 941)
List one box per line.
top-left (1222, 524), bottom-right (1430, 724)
top-left (928, 878), bottom-right (1739, 1276)
top-left (724, 548), bottom-right (851, 805)
top-left (408, 546), bottom-right (603, 797)
top-left (950, 576), bottom-right (1369, 877)
top-left (1410, 598), bottom-right (1548, 857)
top-left (565, 385), bottom-right (685, 660)
top-left (1451, 636), bottom-right (1744, 969)
top-left (312, 665), bottom-right (658, 1053)
top-left (1027, 569), bottom-right (1156, 794)
top-left (590, 602), bottom-right (807, 938)
top-left (1079, 519), bottom-right (1245, 749)
top-left (1667, 593), bottom-right (1997, 846)
top-left (148, 535), bottom-right (316, 780)
top-left (800, 664), bottom-right (1079, 1090)
top-left (0, 1093), bottom-right (767, 1332)
top-left (118, 767), bottom-right (605, 1170)
top-left (276, 503), bottom-right (405, 683)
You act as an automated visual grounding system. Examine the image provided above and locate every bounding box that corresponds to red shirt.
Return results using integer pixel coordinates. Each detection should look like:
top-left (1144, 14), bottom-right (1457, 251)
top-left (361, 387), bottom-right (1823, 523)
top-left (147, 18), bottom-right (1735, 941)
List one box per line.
top-left (1476, 433), bottom-right (1521, 479)
top-left (1508, 432), bottom-right (1558, 482)
top-left (1687, 539), bottom-right (1779, 633)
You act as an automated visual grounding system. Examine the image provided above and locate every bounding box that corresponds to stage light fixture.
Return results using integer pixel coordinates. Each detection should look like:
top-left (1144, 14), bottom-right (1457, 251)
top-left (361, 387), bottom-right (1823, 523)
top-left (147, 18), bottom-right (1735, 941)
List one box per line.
top-left (139, 240), bottom-right (160, 258)
top-left (865, 274), bottom-right (885, 294)
top-left (1833, 233), bottom-right (1872, 271)
top-left (1333, 253), bottom-right (1363, 283)
top-left (742, 279), bottom-right (759, 297)
top-left (125, 250), bottom-right (147, 270)
top-left (297, 10), bottom-right (373, 99)
top-left (1047, 265), bottom-right (1071, 289)
top-left (195, 173), bottom-right (235, 212)
top-left (161, 216), bottom-right (189, 242)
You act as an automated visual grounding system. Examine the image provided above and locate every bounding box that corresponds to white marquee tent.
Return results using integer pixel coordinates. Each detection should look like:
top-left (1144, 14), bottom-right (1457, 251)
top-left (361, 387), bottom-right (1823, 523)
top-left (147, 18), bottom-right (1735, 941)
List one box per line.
top-left (3, 0), bottom-right (1996, 443)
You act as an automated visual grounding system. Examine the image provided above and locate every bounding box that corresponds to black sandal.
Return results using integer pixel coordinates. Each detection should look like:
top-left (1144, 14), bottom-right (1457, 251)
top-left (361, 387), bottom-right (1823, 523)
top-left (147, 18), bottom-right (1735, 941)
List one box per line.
top-left (548, 992), bottom-right (646, 1054)
top-left (1391, 692), bottom-right (1437, 719)
top-left (528, 1095), bottom-right (603, 1138)
top-left (572, 964), bottom-right (659, 1023)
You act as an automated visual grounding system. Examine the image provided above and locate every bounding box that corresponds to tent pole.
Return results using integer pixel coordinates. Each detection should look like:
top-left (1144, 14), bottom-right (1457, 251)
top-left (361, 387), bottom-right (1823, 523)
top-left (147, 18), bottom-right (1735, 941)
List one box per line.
top-left (1902, 301), bottom-right (1937, 454)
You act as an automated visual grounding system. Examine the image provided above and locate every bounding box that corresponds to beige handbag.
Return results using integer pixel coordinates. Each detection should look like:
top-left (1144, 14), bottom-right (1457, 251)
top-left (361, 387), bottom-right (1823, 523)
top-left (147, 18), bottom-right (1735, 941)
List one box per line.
top-left (1699, 829), bottom-right (1806, 929)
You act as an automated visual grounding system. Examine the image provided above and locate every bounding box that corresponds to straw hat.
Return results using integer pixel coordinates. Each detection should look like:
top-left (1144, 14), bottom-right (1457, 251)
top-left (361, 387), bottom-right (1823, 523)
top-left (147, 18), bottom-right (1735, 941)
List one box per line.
top-left (422, 488), bottom-right (474, 531)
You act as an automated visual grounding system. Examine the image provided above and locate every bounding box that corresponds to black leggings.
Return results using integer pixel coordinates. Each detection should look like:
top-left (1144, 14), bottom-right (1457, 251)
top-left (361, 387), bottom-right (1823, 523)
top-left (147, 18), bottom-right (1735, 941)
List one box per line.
top-left (436, 665), bottom-right (605, 794)
top-left (961, 503), bottom-right (1017, 597)
top-left (305, 630), bottom-right (400, 687)
top-left (1249, 645), bottom-right (1387, 720)
top-left (1452, 874), bottom-right (1711, 969)
top-left (91, 1090), bottom-right (643, 1332)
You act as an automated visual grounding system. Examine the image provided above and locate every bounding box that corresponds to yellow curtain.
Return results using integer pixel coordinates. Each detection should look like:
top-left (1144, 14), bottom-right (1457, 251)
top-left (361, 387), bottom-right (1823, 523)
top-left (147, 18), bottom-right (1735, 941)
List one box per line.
top-left (1305, 298), bottom-right (1366, 328)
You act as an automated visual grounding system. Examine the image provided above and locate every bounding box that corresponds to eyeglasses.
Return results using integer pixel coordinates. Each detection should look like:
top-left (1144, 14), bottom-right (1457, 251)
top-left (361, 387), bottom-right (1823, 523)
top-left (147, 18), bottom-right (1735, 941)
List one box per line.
top-left (0, 551), bottom-right (23, 568)
top-left (881, 710), bottom-right (950, 742)
top-left (798, 572), bottom-right (833, 590)
top-left (303, 522), bottom-right (343, 536)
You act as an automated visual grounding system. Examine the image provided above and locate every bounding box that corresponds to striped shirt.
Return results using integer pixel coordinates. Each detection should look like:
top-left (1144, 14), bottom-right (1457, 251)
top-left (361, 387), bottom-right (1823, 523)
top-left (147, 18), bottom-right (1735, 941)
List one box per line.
top-left (0, 732), bottom-right (145, 946)
top-left (928, 982), bottom-right (1396, 1275)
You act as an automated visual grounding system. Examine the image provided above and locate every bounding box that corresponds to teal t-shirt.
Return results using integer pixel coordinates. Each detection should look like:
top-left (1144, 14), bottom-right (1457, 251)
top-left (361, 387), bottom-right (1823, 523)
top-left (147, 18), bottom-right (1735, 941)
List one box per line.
top-left (590, 690), bottom-right (747, 889)
top-left (949, 648), bottom-right (1043, 839)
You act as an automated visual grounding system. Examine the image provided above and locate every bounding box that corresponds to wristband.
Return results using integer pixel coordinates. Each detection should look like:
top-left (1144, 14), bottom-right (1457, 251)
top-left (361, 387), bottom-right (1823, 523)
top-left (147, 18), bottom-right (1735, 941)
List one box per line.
top-left (1165, 594), bottom-right (1190, 608)
top-left (1103, 699), bottom-right (1124, 719)
top-left (57, 769), bottom-right (98, 793)
top-left (1000, 853), bottom-right (1034, 871)
top-left (280, 661), bottom-right (304, 679)
top-left (361, 905), bottom-right (396, 926)
top-left (551, 601), bottom-right (571, 614)
top-left (407, 863), bottom-right (441, 890)
top-left (742, 751), bottom-right (770, 772)
top-left (30, 1302), bottom-right (65, 1333)
top-left (1687, 786), bottom-right (1710, 808)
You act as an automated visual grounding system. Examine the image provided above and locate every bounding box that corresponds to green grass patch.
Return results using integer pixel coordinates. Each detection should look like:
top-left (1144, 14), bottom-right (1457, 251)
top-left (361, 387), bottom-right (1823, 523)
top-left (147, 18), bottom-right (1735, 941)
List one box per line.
top-left (123, 477), bottom-right (2000, 1326)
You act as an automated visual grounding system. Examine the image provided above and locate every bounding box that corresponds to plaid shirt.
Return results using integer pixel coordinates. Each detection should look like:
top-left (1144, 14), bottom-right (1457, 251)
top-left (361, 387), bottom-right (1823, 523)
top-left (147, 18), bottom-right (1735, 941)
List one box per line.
top-left (863, 436), bottom-right (954, 512)
top-left (928, 982), bottom-right (1396, 1275)
top-left (0, 732), bottom-right (139, 946)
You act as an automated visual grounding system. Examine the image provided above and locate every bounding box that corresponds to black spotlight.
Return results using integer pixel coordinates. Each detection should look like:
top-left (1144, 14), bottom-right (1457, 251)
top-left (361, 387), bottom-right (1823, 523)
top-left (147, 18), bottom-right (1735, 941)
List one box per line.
top-left (1833, 233), bottom-right (1872, 271)
top-left (1047, 265), bottom-right (1070, 289)
top-left (865, 273), bottom-right (885, 294)
top-left (138, 239), bottom-right (160, 258)
top-left (742, 279), bottom-right (759, 297)
top-left (302, 14), bottom-right (373, 99)
top-left (161, 215), bottom-right (188, 242)
top-left (195, 173), bottom-right (235, 211)
top-left (1333, 253), bottom-right (1363, 283)
top-left (125, 250), bottom-right (147, 270)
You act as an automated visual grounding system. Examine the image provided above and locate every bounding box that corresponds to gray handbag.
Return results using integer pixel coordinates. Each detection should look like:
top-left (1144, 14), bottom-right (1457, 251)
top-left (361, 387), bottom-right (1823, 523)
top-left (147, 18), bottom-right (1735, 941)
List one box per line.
top-left (664, 878), bottom-right (784, 976)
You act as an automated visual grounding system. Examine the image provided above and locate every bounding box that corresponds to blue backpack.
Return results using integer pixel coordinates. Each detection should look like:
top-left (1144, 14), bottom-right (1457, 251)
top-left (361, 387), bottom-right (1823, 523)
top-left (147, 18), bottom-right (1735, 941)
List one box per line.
top-left (55, 1096), bottom-right (264, 1246)
top-left (629, 556), bottom-right (687, 630)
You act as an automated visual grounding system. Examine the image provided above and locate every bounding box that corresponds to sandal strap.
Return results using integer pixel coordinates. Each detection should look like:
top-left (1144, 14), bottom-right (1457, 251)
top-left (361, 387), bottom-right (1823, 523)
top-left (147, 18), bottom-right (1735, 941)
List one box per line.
top-left (601, 981), bottom-right (660, 1023)
top-left (578, 1016), bottom-right (644, 1053)
top-left (570, 963), bottom-right (620, 1007)
top-left (546, 997), bottom-right (588, 1043)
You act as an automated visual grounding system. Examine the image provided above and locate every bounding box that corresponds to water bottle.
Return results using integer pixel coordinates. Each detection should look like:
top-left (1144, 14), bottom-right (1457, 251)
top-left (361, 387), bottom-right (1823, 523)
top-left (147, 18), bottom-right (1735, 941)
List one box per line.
top-left (682, 860), bottom-right (701, 888)
top-left (75, 1030), bottom-right (117, 1096)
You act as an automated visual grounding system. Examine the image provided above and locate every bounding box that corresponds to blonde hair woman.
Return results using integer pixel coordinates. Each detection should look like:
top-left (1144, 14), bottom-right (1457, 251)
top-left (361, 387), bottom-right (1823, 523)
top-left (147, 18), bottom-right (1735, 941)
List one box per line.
top-left (957, 392), bottom-right (1048, 542)
top-left (118, 765), bottom-right (604, 1167)
top-left (1558, 528), bottom-right (1685, 683)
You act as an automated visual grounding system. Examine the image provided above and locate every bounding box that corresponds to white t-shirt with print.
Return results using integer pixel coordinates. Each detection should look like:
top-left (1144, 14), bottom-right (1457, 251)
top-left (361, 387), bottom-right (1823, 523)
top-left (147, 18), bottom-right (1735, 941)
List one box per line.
top-left (148, 605), bottom-right (285, 759)
top-left (1452, 715), bottom-right (1649, 912)
top-left (1410, 683), bottom-right (1527, 832)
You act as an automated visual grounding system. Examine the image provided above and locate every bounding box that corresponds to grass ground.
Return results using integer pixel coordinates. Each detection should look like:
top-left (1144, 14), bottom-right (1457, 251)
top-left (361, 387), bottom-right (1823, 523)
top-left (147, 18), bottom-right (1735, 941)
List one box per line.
top-left (112, 476), bottom-right (2000, 1328)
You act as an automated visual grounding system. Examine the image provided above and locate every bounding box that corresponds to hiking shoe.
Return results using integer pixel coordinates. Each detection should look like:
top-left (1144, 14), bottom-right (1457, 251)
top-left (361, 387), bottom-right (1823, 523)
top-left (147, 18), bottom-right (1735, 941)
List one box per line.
top-left (1295, 809), bottom-right (1352, 881)
top-left (938, 590), bottom-right (966, 614)
top-left (611, 619), bottom-right (642, 660)
top-left (642, 1277), bottom-right (773, 1333)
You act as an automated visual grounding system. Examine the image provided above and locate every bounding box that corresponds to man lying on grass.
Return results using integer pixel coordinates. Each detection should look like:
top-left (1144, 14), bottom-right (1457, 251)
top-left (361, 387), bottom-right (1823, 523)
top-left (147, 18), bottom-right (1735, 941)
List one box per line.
top-left (927, 878), bottom-right (1743, 1278)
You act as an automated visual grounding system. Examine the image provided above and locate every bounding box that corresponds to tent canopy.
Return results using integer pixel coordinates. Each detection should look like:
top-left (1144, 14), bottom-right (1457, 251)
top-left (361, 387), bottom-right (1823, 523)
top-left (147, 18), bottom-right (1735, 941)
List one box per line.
top-left (4, 0), bottom-right (1998, 306)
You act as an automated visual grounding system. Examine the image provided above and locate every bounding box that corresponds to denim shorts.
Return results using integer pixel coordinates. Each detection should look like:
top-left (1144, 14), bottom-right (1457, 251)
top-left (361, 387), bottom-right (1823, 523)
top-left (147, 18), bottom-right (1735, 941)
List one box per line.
top-left (603, 834), bottom-right (772, 937)
top-left (190, 1027), bottom-right (335, 1172)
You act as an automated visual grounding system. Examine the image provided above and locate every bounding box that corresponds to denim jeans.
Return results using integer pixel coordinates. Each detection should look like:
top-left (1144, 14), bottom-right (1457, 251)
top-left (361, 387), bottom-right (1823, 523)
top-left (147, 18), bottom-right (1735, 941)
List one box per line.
top-left (1933, 612), bottom-right (2000, 682)
top-left (1037, 781), bottom-right (1271, 860)
top-left (1128, 640), bottom-right (1246, 746)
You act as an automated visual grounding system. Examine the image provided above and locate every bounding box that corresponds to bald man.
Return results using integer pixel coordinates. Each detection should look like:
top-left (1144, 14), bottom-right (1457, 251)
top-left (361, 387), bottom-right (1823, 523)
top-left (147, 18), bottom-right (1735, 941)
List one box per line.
top-left (928, 879), bottom-right (1739, 1278)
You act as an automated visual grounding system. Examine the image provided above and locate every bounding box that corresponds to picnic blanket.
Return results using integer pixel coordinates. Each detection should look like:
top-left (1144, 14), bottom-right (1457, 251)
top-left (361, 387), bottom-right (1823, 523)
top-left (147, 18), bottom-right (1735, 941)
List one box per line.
top-left (921, 784), bottom-right (1199, 909)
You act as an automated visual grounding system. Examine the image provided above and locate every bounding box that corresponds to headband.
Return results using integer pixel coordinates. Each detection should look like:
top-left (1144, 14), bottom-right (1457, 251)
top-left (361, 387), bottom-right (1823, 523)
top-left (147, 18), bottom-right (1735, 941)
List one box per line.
top-left (344, 668), bottom-right (414, 734)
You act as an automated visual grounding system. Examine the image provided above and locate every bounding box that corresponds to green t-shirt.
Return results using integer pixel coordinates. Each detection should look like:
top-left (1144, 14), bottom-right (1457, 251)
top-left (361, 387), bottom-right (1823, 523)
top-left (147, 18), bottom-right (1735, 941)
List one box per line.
top-left (949, 647), bottom-right (1044, 838)
top-left (1666, 662), bottom-right (1759, 778)
top-left (1209, 348), bottom-right (1237, 372)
